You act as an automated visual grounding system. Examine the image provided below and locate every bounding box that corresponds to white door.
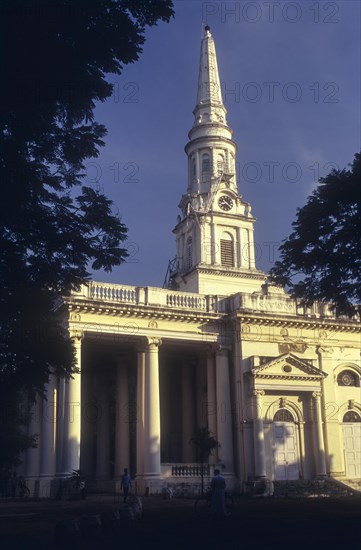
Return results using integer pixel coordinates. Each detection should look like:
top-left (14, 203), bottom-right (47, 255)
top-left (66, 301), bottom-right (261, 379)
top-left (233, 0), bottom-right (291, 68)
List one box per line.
top-left (342, 423), bottom-right (361, 478)
top-left (273, 422), bottom-right (299, 480)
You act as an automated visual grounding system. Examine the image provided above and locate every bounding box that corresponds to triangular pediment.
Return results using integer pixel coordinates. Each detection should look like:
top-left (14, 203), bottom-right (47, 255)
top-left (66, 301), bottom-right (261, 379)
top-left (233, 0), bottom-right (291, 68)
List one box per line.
top-left (248, 353), bottom-right (327, 381)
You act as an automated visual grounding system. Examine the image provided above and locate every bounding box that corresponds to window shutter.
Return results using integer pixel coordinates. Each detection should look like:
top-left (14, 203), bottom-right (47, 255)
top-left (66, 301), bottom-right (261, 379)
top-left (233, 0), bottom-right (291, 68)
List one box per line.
top-left (220, 239), bottom-right (234, 267)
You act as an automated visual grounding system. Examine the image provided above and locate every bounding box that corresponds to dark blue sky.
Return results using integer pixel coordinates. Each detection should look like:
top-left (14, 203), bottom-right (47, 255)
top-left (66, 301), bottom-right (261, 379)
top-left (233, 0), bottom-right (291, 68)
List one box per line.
top-left (89, 0), bottom-right (360, 289)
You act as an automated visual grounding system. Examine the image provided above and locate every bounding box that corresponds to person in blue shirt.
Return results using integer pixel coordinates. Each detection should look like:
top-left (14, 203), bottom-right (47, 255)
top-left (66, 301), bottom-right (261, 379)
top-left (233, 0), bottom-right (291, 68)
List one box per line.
top-left (120, 468), bottom-right (132, 503)
top-left (211, 469), bottom-right (226, 516)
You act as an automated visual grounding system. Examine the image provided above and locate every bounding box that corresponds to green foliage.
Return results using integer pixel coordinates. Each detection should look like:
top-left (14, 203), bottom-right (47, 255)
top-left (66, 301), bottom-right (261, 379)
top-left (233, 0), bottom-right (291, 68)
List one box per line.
top-left (0, 0), bottom-right (174, 474)
top-left (191, 426), bottom-right (220, 496)
top-left (192, 426), bottom-right (220, 464)
top-left (270, 153), bottom-right (361, 318)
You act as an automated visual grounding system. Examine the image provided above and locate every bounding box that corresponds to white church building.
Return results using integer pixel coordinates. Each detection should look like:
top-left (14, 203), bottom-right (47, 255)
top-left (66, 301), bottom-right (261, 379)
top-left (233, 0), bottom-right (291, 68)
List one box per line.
top-left (24, 27), bottom-right (360, 497)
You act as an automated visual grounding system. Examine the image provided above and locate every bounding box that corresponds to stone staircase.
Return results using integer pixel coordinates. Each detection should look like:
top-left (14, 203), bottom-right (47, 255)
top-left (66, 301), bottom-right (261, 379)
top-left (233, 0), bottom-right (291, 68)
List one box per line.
top-left (272, 478), bottom-right (360, 498)
top-left (333, 478), bottom-right (361, 493)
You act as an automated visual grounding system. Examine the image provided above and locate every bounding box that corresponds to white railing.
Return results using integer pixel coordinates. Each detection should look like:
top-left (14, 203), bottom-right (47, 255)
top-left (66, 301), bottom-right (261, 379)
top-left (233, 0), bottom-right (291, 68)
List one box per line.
top-left (166, 293), bottom-right (207, 310)
top-left (71, 282), bottom-right (356, 321)
top-left (161, 463), bottom-right (212, 478)
top-left (90, 282), bottom-right (137, 304)
top-left (71, 282), bottom-right (220, 312)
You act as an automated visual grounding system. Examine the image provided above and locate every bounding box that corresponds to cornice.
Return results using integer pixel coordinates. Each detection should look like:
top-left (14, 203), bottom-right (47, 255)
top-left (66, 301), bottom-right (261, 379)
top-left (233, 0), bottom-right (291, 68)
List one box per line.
top-left (196, 267), bottom-right (266, 280)
top-left (185, 134), bottom-right (237, 152)
top-left (250, 373), bottom-right (322, 382)
top-left (236, 312), bottom-right (360, 333)
top-left (64, 298), bottom-right (221, 324)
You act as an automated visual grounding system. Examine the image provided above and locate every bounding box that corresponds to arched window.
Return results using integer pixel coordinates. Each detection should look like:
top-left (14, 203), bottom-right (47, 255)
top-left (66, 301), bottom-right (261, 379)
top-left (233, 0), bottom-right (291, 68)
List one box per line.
top-left (343, 411), bottom-right (361, 422)
top-left (274, 409), bottom-right (294, 422)
top-left (202, 153), bottom-right (211, 175)
top-left (186, 237), bottom-right (192, 270)
top-left (337, 370), bottom-right (358, 387)
top-left (220, 232), bottom-right (234, 267)
top-left (192, 158), bottom-right (196, 177)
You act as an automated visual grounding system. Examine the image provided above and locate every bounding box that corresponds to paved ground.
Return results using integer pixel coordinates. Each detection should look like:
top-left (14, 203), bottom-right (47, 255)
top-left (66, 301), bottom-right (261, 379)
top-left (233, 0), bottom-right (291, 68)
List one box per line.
top-left (0, 494), bottom-right (360, 549)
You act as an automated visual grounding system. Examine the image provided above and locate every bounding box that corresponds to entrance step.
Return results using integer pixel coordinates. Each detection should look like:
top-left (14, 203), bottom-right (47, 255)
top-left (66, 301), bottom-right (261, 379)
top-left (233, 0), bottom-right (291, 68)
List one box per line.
top-left (333, 478), bottom-right (361, 493)
top-left (272, 478), bottom-right (357, 498)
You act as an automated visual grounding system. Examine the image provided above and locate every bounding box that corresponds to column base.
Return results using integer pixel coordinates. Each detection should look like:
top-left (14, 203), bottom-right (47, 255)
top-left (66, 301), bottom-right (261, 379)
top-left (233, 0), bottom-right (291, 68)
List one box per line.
top-left (24, 476), bottom-right (40, 499)
top-left (38, 476), bottom-right (58, 498)
top-left (135, 475), bottom-right (162, 496)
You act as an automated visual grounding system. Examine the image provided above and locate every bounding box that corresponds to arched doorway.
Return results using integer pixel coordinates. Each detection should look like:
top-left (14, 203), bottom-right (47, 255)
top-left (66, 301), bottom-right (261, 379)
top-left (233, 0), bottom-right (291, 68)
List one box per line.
top-left (342, 411), bottom-right (361, 478)
top-left (272, 409), bottom-right (299, 480)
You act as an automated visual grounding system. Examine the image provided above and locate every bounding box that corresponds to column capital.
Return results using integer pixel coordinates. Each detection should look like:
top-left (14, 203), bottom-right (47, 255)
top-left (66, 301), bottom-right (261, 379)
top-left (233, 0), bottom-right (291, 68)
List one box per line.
top-left (250, 389), bottom-right (265, 398)
top-left (312, 391), bottom-right (322, 400)
top-left (70, 330), bottom-right (84, 343)
top-left (316, 345), bottom-right (334, 356)
top-left (146, 337), bottom-right (162, 350)
top-left (212, 343), bottom-right (231, 355)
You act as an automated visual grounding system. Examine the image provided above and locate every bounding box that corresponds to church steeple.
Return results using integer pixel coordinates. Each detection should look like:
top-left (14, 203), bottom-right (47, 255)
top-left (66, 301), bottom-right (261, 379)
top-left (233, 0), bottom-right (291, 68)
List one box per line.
top-left (185, 25), bottom-right (237, 199)
top-left (170, 27), bottom-right (265, 295)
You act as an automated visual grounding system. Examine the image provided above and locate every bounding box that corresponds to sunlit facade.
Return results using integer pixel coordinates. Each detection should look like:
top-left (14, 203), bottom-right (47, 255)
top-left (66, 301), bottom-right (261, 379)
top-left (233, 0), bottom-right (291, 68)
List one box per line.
top-left (23, 27), bottom-right (360, 497)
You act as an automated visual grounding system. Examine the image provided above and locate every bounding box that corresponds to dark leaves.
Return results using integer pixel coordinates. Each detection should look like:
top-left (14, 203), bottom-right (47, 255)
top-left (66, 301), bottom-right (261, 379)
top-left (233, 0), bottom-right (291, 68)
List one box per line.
top-left (0, 0), bottom-right (174, 473)
top-left (270, 153), bottom-right (361, 318)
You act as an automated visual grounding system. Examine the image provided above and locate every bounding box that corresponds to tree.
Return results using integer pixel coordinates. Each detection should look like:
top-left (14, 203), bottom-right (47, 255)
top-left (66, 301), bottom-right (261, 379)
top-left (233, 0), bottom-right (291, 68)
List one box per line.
top-left (0, 0), bottom-right (174, 478)
top-left (269, 153), bottom-right (361, 318)
top-left (191, 426), bottom-right (220, 496)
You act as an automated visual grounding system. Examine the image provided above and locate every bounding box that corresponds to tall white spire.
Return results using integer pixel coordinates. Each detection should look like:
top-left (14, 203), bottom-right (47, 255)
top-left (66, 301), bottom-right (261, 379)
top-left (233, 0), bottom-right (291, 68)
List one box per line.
top-left (189, 25), bottom-right (233, 144)
top-left (195, 26), bottom-right (225, 116)
top-left (170, 27), bottom-right (265, 296)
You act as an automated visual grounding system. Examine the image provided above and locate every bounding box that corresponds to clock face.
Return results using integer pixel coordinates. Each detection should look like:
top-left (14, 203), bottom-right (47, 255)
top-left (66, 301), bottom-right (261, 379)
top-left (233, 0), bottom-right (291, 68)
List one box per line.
top-left (218, 195), bottom-right (234, 211)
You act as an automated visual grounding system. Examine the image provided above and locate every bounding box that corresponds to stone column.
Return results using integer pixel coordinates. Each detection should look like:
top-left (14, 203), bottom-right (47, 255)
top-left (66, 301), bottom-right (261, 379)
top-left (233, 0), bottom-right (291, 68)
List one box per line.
top-left (236, 227), bottom-right (242, 267)
top-left (114, 362), bottom-right (130, 479)
top-left (312, 391), bottom-right (327, 477)
top-left (79, 370), bottom-right (95, 479)
top-left (40, 375), bottom-right (57, 477)
top-left (136, 350), bottom-right (145, 477)
top-left (143, 338), bottom-right (162, 476)
top-left (182, 363), bottom-right (195, 462)
top-left (62, 336), bottom-right (82, 474)
top-left (196, 360), bottom-right (206, 428)
top-left (215, 346), bottom-right (234, 472)
top-left (196, 150), bottom-right (200, 183)
top-left (252, 389), bottom-right (266, 478)
top-left (211, 223), bottom-right (217, 265)
top-left (25, 396), bottom-right (41, 491)
top-left (96, 372), bottom-right (110, 480)
top-left (206, 350), bottom-right (217, 433)
top-left (56, 377), bottom-right (65, 475)
top-left (248, 228), bottom-right (256, 268)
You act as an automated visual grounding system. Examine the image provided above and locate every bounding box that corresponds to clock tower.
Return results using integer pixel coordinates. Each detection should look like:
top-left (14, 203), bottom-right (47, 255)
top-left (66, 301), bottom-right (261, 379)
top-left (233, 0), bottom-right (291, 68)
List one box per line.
top-left (171, 26), bottom-right (265, 295)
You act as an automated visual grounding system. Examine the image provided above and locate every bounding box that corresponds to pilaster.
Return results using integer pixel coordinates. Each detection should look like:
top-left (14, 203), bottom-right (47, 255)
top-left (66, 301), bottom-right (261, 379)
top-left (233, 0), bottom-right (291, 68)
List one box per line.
top-left (312, 391), bottom-right (327, 477)
top-left (251, 389), bottom-right (266, 478)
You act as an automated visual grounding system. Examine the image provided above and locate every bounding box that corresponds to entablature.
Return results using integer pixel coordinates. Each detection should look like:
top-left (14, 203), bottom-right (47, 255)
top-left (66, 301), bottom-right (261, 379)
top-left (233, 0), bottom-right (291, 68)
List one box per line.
top-left (236, 312), bottom-right (361, 334)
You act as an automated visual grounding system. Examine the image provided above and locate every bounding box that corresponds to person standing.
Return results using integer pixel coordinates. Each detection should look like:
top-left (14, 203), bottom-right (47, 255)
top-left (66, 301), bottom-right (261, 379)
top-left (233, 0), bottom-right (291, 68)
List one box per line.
top-left (211, 469), bottom-right (226, 517)
top-left (120, 468), bottom-right (132, 503)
